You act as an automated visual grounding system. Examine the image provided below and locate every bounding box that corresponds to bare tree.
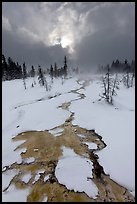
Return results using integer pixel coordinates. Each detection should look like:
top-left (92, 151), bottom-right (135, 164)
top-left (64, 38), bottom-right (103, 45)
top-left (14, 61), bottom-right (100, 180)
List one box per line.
top-left (112, 74), bottom-right (119, 96)
top-left (23, 78), bottom-right (26, 90)
top-left (122, 71), bottom-right (134, 88)
top-left (131, 72), bottom-right (135, 87)
top-left (100, 65), bottom-right (119, 104)
top-left (22, 64), bottom-right (27, 90)
top-left (30, 65), bottom-right (36, 86)
top-left (61, 76), bottom-right (64, 85)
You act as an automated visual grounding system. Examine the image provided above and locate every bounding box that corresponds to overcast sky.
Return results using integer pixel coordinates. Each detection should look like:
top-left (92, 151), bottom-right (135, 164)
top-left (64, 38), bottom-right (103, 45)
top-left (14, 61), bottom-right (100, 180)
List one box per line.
top-left (2, 2), bottom-right (135, 70)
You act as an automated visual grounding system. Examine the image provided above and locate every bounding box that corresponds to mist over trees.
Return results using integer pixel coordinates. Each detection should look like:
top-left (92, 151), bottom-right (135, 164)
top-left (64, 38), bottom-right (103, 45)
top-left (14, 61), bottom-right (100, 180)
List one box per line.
top-left (2, 53), bottom-right (135, 105)
top-left (98, 59), bottom-right (135, 74)
top-left (2, 54), bottom-right (135, 86)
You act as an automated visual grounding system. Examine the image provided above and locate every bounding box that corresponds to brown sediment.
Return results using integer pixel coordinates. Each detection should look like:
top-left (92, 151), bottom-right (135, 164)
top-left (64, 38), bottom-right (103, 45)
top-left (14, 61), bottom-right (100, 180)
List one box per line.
top-left (2, 79), bottom-right (135, 202)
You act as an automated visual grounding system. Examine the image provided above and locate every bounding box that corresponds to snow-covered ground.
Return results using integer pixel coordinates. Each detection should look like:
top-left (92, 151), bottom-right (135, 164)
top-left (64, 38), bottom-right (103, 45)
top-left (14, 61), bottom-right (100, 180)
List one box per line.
top-left (2, 76), bottom-right (81, 202)
top-left (21, 172), bottom-right (32, 183)
top-left (2, 184), bottom-right (30, 202)
top-left (55, 146), bottom-right (98, 198)
top-left (82, 142), bottom-right (97, 150)
top-left (2, 76), bottom-right (80, 168)
top-left (2, 74), bottom-right (135, 201)
top-left (70, 77), bottom-right (135, 192)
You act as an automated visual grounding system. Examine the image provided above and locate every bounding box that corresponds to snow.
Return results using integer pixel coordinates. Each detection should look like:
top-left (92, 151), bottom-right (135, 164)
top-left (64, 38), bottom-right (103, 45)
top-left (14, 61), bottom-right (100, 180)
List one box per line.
top-left (2, 77), bottom-right (81, 168)
top-left (77, 134), bottom-right (86, 138)
top-left (32, 175), bottom-right (39, 184)
top-left (17, 158), bottom-right (23, 165)
top-left (2, 169), bottom-right (19, 191)
top-left (130, 190), bottom-right (135, 197)
top-left (37, 169), bottom-right (45, 174)
top-left (32, 169), bottom-right (45, 184)
top-left (44, 174), bottom-right (50, 182)
top-left (34, 148), bottom-right (39, 152)
top-left (2, 139), bottom-right (26, 168)
top-left (42, 196), bottom-right (48, 202)
top-left (23, 157), bottom-right (35, 164)
top-left (77, 80), bottom-right (85, 85)
top-left (82, 142), bottom-right (97, 150)
top-left (16, 147), bottom-right (27, 154)
top-left (2, 167), bottom-right (6, 171)
top-left (49, 127), bottom-right (64, 137)
top-left (2, 76), bottom-right (81, 200)
top-left (70, 77), bottom-right (135, 191)
top-left (2, 184), bottom-right (30, 202)
top-left (55, 146), bottom-right (98, 198)
top-left (21, 172), bottom-right (32, 183)
top-left (2, 75), bottom-right (135, 199)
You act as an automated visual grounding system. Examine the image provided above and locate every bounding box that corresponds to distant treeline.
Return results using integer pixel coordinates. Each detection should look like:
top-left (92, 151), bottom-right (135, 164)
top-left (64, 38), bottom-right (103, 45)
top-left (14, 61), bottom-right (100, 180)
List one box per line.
top-left (2, 54), bottom-right (70, 81)
top-left (98, 59), bottom-right (135, 73)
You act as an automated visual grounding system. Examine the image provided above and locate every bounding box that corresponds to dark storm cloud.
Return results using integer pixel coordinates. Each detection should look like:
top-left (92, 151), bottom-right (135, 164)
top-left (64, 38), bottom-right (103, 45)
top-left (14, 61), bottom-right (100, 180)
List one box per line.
top-left (74, 2), bottom-right (135, 69)
top-left (2, 2), bottom-right (135, 70)
top-left (2, 29), bottom-right (69, 68)
top-left (74, 29), bottom-right (135, 70)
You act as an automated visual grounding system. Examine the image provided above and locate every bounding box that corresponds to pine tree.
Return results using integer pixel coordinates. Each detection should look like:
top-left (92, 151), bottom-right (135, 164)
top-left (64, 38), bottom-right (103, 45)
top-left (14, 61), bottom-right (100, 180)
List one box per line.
top-left (38, 65), bottom-right (48, 91)
top-left (63, 56), bottom-right (68, 77)
top-left (23, 62), bottom-right (27, 78)
top-left (22, 63), bottom-right (27, 90)
top-left (21, 64), bottom-right (27, 90)
top-left (2, 54), bottom-right (8, 80)
top-left (50, 64), bottom-right (54, 83)
top-left (54, 62), bottom-right (58, 77)
top-left (8, 57), bottom-right (15, 80)
top-left (15, 62), bottom-right (22, 79)
top-left (30, 65), bottom-right (35, 77)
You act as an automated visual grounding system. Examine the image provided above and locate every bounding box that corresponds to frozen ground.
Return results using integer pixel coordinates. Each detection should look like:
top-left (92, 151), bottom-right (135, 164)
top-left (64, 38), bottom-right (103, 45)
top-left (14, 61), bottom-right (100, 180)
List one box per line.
top-left (2, 76), bottom-right (80, 168)
top-left (2, 74), bottom-right (135, 201)
top-left (2, 76), bottom-right (82, 201)
top-left (70, 77), bottom-right (135, 192)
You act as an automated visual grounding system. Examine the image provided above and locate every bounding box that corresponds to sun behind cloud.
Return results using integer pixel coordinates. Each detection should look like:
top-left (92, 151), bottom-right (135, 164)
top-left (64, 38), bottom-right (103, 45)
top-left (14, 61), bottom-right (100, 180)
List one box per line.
top-left (50, 34), bottom-right (74, 53)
